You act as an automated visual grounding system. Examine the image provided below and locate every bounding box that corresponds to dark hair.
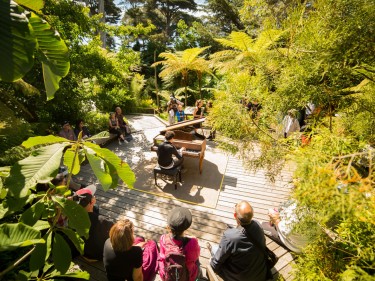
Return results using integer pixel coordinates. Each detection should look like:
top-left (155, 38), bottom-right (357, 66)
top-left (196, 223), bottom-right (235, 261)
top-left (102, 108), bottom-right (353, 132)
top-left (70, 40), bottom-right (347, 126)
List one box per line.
top-left (165, 131), bottom-right (175, 140)
top-left (76, 119), bottom-right (84, 129)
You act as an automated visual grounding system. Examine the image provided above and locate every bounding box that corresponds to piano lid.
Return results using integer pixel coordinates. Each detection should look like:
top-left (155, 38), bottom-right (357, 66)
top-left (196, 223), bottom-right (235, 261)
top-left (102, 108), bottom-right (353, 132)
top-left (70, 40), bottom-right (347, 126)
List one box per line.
top-left (160, 117), bottom-right (206, 133)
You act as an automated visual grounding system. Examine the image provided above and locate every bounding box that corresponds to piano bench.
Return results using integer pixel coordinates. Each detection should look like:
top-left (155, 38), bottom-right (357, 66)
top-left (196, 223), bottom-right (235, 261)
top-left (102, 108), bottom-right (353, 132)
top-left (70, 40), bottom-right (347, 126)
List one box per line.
top-left (154, 166), bottom-right (182, 190)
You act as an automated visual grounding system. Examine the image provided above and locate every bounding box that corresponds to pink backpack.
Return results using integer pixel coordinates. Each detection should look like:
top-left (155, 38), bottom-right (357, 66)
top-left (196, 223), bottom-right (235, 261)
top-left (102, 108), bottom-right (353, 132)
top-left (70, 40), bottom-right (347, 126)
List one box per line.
top-left (163, 235), bottom-right (190, 281)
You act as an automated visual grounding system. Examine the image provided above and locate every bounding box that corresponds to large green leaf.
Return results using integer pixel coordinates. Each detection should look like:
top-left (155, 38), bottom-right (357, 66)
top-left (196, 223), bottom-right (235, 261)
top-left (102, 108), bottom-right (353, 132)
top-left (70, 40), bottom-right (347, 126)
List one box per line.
top-left (20, 200), bottom-right (45, 226)
top-left (64, 147), bottom-right (81, 175)
top-left (0, 1), bottom-right (36, 82)
top-left (29, 12), bottom-right (70, 99)
top-left (84, 143), bottom-right (135, 189)
top-left (85, 150), bottom-right (113, 191)
top-left (52, 233), bottom-right (71, 274)
top-left (53, 197), bottom-right (90, 238)
top-left (33, 220), bottom-right (51, 231)
top-left (5, 143), bottom-right (66, 198)
top-left (29, 231), bottom-right (51, 271)
top-left (58, 227), bottom-right (84, 255)
top-left (0, 192), bottom-right (35, 219)
top-left (43, 62), bottom-right (63, 100)
top-left (0, 223), bottom-right (44, 251)
top-left (16, 0), bottom-right (44, 11)
top-left (22, 135), bottom-right (69, 148)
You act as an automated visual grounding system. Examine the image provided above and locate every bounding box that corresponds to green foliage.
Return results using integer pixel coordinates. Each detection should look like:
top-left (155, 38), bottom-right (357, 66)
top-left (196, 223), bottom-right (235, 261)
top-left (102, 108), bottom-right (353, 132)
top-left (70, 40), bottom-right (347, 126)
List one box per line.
top-left (0, 0), bottom-right (70, 98)
top-left (0, 135), bottom-right (135, 278)
top-left (208, 0), bottom-right (375, 279)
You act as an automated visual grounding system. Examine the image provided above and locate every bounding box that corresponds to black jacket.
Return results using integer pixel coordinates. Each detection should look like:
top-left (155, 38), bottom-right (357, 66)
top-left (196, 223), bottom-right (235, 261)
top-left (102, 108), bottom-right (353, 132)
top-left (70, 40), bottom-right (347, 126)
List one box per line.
top-left (210, 221), bottom-right (268, 281)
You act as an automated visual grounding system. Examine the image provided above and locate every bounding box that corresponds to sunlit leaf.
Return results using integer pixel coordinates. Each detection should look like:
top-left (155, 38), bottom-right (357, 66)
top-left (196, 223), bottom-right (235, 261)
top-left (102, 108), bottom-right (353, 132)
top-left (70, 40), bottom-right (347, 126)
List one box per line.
top-left (52, 197), bottom-right (90, 238)
top-left (64, 147), bottom-right (81, 175)
top-left (16, 0), bottom-right (44, 11)
top-left (22, 135), bottom-right (69, 148)
top-left (0, 1), bottom-right (36, 81)
top-left (5, 143), bottom-right (66, 198)
top-left (20, 200), bottom-right (45, 226)
top-left (0, 223), bottom-right (44, 251)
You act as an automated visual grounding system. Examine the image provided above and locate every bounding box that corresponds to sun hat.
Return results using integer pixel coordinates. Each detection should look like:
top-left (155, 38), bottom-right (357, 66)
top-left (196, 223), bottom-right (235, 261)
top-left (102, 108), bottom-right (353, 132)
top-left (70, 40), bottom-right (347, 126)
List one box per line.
top-left (167, 207), bottom-right (192, 232)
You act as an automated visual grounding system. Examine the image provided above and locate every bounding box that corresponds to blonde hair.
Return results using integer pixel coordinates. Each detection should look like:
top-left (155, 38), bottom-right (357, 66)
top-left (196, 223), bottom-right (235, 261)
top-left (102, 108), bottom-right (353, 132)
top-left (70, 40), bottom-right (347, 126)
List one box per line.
top-left (195, 100), bottom-right (202, 107)
top-left (110, 219), bottom-right (134, 252)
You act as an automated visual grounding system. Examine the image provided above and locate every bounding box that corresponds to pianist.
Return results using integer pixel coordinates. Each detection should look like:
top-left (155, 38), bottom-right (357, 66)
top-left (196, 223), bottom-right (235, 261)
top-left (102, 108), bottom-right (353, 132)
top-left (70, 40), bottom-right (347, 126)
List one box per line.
top-left (157, 131), bottom-right (186, 170)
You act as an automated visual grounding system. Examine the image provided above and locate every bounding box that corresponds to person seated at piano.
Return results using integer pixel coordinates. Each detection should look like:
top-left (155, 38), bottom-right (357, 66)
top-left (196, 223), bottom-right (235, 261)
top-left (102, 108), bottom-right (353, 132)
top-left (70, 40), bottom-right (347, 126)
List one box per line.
top-left (157, 131), bottom-right (186, 170)
top-left (192, 100), bottom-right (206, 140)
top-left (175, 104), bottom-right (186, 122)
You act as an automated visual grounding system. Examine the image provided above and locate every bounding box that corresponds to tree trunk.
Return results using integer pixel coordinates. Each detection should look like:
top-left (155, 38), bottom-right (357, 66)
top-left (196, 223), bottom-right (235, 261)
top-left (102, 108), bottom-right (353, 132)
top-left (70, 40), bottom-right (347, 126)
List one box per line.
top-left (99, 0), bottom-right (106, 48)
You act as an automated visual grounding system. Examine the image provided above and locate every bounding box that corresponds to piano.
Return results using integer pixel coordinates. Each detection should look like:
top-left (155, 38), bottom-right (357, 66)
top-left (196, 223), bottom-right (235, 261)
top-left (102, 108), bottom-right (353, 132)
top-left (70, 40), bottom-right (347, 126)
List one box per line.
top-left (151, 118), bottom-right (207, 174)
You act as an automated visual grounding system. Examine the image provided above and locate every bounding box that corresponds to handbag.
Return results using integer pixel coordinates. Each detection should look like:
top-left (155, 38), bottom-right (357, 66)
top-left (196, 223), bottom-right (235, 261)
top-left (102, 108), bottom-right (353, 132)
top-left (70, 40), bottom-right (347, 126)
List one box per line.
top-left (243, 227), bottom-right (279, 279)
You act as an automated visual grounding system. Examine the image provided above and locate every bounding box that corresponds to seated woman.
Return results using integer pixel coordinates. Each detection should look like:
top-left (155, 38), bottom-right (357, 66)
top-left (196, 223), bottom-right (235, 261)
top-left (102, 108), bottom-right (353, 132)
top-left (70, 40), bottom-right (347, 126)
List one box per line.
top-left (115, 107), bottom-right (133, 141)
top-left (158, 207), bottom-right (201, 281)
top-left (74, 119), bottom-right (91, 140)
top-left (103, 219), bottom-right (158, 281)
top-left (109, 112), bottom-right (126, 145)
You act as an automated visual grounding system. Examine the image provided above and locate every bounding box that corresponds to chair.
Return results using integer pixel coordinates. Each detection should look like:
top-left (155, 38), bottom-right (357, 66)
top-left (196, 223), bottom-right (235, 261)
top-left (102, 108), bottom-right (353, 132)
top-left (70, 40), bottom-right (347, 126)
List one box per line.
top-left (154, 165), bottom-right (182, 190)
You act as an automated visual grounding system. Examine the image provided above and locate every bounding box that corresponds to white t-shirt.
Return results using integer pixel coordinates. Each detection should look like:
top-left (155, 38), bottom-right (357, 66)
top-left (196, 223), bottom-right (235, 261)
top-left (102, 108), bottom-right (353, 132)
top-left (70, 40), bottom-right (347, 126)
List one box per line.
top-left (276, 203), bottom-right (310, 253)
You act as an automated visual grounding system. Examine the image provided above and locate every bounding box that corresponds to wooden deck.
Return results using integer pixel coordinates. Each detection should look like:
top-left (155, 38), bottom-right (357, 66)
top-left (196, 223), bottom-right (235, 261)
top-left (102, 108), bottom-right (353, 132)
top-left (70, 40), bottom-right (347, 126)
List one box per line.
top-left (75, 151), bottom-right (295, 281)
top-left (73, 114), bottom-right (295, 280)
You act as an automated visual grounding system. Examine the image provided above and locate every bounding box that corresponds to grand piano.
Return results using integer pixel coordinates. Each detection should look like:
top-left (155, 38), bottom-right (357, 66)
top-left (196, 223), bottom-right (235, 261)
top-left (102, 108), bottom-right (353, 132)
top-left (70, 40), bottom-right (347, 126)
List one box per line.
top-left (151, 118), bottom-right (206, 174)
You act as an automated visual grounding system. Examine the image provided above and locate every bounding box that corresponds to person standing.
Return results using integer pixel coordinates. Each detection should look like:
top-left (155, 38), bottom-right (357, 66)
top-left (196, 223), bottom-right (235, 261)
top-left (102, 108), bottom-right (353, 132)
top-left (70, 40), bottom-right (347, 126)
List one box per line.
top-left (209, 201), bottom-right (268, 281)
top-left (176, 104), bottom-right (186, 122)
top-left (282, 109), bottom-right (300, 138)
top-left (157, 131), bottom-right (185, 170)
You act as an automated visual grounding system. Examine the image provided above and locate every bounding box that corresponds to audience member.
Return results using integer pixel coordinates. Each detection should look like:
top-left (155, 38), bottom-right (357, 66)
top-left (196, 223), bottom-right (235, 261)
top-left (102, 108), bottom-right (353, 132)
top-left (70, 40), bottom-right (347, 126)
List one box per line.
top-left (59, 121), bottom-right (77, 141)
top-left (176, 104), bottom-right (186, 122)
top-left (72, 185), bottom-right (114, 261)
top-left (103, 219), bottom-right (158, 281)
top-left (115, 107), bottom-right (132, 141)
top-left (109, 112), bottom-right (126, 145)
top-left (74, 119), bottom-right (91, 139)
top-left (282, 109), bottom-right (300, 138)
top-left (261, 201), bottom-right (313, 254)
top-left (53, 166), bottom-right (81, 192)
top-left (167, 95), bottom-right (184, 125)
top-left (158, 207), bottom-right (201, 281)
top-left (193, 100), bottom-right (206, 140)
top-left (209, 201), bottom-right (268, 281)
top-left (157, 131), bottom-right (185, 170)
top-left (167, 102), bottom-right (175, 125)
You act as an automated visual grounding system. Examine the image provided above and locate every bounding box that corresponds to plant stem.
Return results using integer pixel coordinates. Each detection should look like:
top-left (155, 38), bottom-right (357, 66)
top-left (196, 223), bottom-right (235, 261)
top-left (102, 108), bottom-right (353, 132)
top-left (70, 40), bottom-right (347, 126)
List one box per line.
top-left (0, 246), bottom-right (35, 278)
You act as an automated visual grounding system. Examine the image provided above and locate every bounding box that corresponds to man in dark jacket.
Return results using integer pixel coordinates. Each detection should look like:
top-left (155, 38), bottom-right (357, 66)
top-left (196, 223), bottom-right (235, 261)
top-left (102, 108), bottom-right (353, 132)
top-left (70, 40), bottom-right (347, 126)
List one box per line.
top-left (210, 201), bottom-right (268, 281)
top-left (74, 185), bottom-right (114, 261)
top-left (157, 131), bottom-right (185, 169)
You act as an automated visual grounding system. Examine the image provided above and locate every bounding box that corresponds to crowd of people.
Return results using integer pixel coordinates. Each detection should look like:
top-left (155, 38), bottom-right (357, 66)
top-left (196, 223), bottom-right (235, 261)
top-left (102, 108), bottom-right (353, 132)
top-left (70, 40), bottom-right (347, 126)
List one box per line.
top-left (67, 188), bottom-right (312, 281)
top-left (58, 106), bottom-right (133, 145)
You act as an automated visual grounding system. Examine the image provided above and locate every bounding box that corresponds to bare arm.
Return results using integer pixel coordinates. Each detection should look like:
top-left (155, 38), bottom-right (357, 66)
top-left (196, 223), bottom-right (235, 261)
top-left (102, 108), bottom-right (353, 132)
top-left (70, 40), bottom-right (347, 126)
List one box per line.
top-left (132, 267), bottom-right (143, 281)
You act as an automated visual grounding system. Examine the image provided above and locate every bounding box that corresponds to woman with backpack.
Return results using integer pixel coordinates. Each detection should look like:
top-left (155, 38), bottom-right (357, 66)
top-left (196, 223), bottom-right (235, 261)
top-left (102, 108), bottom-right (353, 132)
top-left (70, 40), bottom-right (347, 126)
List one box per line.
top-left (158, 207), bottom-right (201, 281)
